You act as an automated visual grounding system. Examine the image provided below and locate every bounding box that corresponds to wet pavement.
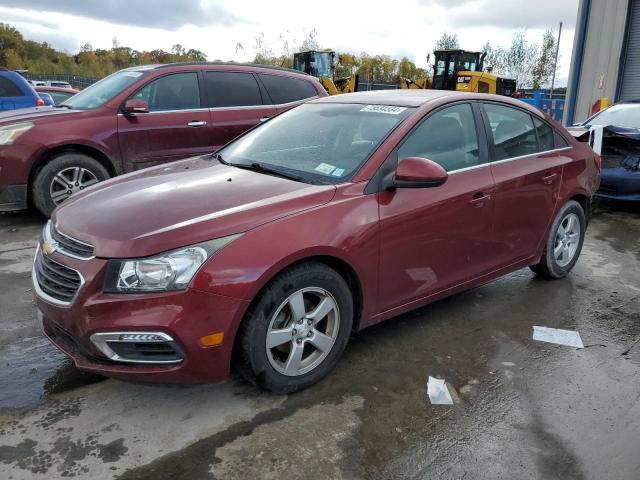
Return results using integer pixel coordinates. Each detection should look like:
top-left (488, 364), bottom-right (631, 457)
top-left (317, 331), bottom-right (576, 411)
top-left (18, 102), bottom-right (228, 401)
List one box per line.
top-left (0, 202), bottom-right (639, 479)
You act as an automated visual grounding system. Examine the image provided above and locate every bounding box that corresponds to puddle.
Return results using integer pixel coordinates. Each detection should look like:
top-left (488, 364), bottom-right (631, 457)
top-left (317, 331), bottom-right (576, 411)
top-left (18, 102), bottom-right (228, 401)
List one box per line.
top-left (0, 337), bottom-right (105, 411)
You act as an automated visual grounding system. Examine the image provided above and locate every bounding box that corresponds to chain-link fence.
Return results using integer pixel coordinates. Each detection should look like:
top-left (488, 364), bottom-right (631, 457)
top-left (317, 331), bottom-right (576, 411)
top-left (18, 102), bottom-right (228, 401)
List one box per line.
top-left (24, 73), bottom-right (100, 90)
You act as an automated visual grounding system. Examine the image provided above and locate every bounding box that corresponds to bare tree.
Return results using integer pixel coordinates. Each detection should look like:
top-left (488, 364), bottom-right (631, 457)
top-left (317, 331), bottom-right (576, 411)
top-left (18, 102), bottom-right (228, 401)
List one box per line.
top-left (435, 32), bottom-right (460, 51)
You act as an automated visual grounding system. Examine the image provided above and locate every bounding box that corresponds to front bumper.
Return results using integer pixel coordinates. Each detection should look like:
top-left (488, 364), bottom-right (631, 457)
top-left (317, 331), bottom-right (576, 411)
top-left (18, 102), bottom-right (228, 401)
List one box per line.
top-left (595, 168), bottom-right (640, 202)
top-left (34, 248), bottom-right (249, 384)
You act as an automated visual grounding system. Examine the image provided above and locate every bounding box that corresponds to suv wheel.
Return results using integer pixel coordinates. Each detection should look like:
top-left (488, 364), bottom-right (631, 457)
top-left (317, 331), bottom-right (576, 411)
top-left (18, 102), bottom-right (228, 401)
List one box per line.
top-left (237, 262), bottom-right (354, 393)
top-left (32, 153), bottom-right (110, 216)
top-left (530, 200), bottom-right (586, 279)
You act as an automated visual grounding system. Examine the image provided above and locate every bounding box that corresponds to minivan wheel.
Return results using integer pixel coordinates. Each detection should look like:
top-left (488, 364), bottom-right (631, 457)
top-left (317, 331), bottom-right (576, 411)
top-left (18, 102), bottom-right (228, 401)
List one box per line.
top-left (530, 200), bottom-right (586, 279)
top-left (32, 153), bottom-right (110, 216)
top-left (237, 262), bottom-right (354, 394)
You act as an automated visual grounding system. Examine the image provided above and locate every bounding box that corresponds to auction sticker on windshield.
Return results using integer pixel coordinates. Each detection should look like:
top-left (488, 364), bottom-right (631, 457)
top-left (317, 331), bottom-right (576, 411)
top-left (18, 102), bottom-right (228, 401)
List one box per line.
top-left (361, 105), bottom-right (407, 114)
top-left (314, 163), bottom-right (336, 174)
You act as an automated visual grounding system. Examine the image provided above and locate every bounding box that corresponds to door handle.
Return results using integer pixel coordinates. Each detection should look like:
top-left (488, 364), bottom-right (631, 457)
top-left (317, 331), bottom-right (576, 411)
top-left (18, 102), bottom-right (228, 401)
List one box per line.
top-left (259, 116), bottom-right (270, 123)
top-left (468, 193), bottom-right (491, 207)
top-left (541, 172), bottom-right (558, 184)
top-left (187, 120), bottom-right (207, 127)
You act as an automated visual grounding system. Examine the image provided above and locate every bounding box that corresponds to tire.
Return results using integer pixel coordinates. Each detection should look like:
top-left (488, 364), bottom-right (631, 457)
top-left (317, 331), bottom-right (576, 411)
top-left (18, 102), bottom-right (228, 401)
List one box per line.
top-left (530, 200), bottom-right (586, 279)
top-left (237, 262), bottom-right (354, 394)
top-left (32, 153), bottom-right (110, 217)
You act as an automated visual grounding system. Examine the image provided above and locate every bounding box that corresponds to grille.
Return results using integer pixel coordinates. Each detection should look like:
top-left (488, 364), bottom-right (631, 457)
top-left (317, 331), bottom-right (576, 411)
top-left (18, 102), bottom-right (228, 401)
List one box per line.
top-left (51, 225), bottom-right (94, 259)
top-left (34, 249), bottom-right (82, 304)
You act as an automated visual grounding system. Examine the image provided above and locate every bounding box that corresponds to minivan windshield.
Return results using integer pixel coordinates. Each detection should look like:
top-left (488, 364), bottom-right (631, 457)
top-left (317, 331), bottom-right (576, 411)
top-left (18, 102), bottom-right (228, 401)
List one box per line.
top-left (219, 103), bottom-right (414, 184)
top-left (61, 70), bottom-right (148, 110)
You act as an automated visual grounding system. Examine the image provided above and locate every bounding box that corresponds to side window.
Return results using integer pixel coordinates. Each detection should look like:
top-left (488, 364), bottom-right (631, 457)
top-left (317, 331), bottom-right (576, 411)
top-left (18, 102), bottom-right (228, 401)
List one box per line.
top-left (533, 117), bottom-right (554, 151)
top-left (0, 77), bottom-right (25, 97)
top-left (259, 74), bottom-right (318, 104)
top-left (484, 103), bottom-right (538, 160)
top-left (204, 71), bottom-right (263, 108)
top-left (554, 130), bottom-right (570, 148)
top-left (132, 73), bottom-right (200, 112)
top-left (397, 103), bottom-right (480, 172)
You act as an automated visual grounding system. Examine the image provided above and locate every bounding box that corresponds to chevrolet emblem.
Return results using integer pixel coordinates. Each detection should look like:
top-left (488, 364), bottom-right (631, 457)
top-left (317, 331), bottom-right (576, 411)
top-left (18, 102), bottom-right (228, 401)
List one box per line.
top-left (42, 240), bottom-right (58, 256)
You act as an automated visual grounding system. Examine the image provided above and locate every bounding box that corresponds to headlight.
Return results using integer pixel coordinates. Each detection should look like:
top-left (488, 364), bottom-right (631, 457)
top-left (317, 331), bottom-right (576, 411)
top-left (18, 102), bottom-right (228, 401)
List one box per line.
top-left (103, 234), bottom-right (241, 293)
top-left (0, 122), bottom-right (34, 146)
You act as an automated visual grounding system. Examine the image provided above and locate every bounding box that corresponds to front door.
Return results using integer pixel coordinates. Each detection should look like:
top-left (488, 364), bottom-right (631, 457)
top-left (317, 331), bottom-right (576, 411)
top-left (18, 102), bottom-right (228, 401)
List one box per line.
top-left (377, 103), bottom-right (497, 314)
top-left (117, 71), bottom-right (212, 171)
top-left (481, 102), bottom-right (565, 266)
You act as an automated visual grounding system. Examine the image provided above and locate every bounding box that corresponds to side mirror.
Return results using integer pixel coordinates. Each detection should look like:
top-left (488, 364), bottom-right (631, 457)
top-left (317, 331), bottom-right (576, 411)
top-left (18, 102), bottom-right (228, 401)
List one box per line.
top-left (122, 99), bottom-right (149, 115)
top-left (386, 157), bottom-right (448, 189)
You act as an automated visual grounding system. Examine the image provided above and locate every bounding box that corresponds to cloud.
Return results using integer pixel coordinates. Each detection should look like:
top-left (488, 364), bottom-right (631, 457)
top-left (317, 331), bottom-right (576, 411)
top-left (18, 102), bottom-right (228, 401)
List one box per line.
top-left (0, 0), bottom-right (242, 29)
top-left (444, 0), bottom-right (578, 29)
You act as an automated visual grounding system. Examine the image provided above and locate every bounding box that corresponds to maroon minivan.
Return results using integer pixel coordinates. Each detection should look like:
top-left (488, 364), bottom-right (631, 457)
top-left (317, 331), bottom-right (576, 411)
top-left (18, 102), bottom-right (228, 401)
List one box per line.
top-left (0, 63), bottom-right (326, 215)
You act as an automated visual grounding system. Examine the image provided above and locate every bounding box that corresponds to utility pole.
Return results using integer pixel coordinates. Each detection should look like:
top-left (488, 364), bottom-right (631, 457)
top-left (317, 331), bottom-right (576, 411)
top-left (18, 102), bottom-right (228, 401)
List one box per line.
top-left (550, 21), bottom-right (563, 98)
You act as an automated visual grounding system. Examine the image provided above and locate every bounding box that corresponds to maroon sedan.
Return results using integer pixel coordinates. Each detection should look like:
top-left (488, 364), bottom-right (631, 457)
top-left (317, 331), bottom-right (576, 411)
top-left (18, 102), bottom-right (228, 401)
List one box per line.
top-left (0, 63), bottom-right (325, 215)
top-left (34, 90), bottom-right (600, 393)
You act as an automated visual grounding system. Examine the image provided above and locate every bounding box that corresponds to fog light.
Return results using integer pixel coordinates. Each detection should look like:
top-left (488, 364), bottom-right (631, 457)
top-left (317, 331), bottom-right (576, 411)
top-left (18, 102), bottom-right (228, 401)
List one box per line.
top-left (90, 331), bottom-right (184, 364)
top-left (119, 333), bottom-right (166, 342)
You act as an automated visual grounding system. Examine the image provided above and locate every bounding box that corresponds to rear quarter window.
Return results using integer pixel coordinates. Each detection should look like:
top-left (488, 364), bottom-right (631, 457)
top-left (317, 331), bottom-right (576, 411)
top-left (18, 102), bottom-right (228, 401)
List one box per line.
top-left (259, 74), bottom-right (318, 104)
top-left (0, 77), bottom-right (25, 97)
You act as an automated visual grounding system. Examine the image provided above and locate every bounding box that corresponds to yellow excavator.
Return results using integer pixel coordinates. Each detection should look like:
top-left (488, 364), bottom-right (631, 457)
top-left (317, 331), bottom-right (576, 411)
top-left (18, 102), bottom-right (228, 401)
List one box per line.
top-left (432, 49), bottom-right (516, 96)
top-left (293, 50), bottom-right (358, 95)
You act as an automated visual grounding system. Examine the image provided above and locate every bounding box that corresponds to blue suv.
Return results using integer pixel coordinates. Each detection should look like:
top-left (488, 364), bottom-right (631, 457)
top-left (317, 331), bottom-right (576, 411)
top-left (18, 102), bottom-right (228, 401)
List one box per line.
top-left (0, 68), bottom-right (47, 110)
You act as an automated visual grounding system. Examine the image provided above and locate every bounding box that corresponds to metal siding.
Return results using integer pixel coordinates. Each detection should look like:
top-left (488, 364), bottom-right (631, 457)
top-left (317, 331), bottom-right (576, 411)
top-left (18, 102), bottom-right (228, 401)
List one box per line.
top-left (620, 0), bottom-right (640, 100)
top-left (567, 0), bottom-right (629, 124)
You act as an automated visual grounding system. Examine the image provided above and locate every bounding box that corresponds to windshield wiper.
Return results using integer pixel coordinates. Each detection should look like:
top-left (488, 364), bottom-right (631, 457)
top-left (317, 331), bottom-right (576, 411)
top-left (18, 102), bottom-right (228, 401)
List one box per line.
top-left (55, 104), bottom-right (72, 109)
top-left (233, 162), bottom-right (306, 183)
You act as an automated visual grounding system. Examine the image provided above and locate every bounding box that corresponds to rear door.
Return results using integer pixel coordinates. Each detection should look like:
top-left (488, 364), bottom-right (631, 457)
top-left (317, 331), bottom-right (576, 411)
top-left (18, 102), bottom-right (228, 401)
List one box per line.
top-left (257, 73), bottom-right (321, 114)
top-left (117, 71), bottom-right (211, 170)
top-left (377, 102), bottom-right (498, 313)
top-left (481, 102), bottom-right (568, 266)
top-left (202, 71), bottom-right (277, 150)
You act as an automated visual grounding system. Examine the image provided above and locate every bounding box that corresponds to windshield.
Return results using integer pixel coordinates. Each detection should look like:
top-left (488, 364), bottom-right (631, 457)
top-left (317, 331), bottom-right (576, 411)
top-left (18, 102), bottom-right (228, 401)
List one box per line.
top-left (219, 103), bottom-right (414, 184)
top-left (584, 104), bottom-right (640, 128)
top-left (61, 70), bottom-right (147, 110)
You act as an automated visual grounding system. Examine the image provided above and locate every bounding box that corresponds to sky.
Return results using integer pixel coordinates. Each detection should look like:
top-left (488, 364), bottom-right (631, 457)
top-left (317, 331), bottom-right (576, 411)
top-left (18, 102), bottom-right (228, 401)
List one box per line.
top-left (0, 0), bottom-right (580, 84)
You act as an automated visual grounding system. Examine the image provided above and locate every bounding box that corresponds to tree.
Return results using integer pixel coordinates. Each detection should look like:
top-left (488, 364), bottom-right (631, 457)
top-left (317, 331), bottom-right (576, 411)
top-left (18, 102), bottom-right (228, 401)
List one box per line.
top-left (531, 28), bottom-right (557, 89)
top-left (435, 32), bottom-right (460, 51)
top-left (298, 28), bottom-right (319, 52)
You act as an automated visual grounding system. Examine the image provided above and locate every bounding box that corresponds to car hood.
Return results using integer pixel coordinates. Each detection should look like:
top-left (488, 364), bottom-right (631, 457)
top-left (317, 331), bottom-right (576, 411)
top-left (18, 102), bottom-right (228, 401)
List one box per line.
top-left (0, 106), bottom-right (82, 125)
top-left (52, 157), bottom-right (336, 258)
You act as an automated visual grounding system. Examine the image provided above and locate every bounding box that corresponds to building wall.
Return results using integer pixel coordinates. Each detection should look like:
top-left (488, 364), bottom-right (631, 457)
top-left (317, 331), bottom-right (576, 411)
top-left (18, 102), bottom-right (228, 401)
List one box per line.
top-left (564, 0), bottom-right (629, 125)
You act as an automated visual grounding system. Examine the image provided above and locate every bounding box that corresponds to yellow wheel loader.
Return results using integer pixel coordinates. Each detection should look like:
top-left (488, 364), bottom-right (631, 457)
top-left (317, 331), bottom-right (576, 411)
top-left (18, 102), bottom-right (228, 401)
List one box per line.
top-left (432, 49), bottom-right (516, 96)
top-left (293, 50), bottom-right (358, 95)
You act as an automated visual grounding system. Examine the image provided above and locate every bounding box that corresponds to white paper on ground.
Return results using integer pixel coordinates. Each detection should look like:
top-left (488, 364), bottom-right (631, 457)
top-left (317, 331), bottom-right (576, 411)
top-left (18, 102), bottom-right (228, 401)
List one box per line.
top-left (427, 376), bottom-right (454, 405)
top-left (532, 326), bottom-right (584, 349)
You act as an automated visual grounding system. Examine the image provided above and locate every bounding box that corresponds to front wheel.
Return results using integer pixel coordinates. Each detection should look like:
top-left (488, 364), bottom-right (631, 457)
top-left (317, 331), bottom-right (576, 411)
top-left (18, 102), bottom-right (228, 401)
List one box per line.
top-left (32, 153), bottom-right (110, 217)
top-left (530, 200), bottom-right (586, 279)
top-left (237, 262), bottom-right (354, 393)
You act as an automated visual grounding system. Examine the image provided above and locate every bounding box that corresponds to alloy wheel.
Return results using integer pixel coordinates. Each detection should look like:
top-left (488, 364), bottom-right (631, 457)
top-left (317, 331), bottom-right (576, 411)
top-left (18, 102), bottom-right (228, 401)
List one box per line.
top-left (554, 212), bottom-right (580, 267)
top-left (265, 287), bottom-right (340, 376)
top-left (49, 166), bottom-right (99, 205)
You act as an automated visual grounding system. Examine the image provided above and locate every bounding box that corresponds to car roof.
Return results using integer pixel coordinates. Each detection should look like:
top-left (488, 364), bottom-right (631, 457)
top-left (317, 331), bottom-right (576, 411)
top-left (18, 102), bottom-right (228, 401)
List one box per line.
top-left (34, 86), bottom-right (79, 93)
top-left (311, 89), bottom-right (547, 113)
top-left (121, 62), bottom-right (315, 78)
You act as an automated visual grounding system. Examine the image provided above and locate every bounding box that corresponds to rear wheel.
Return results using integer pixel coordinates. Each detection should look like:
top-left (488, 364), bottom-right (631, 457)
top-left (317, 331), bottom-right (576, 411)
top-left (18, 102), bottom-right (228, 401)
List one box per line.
top-left (32, 153), bottom-right (110, 216)
top-left (237, 262), bottom-right (353, 393)
top-left (530, 200), bottom-right (586, 279)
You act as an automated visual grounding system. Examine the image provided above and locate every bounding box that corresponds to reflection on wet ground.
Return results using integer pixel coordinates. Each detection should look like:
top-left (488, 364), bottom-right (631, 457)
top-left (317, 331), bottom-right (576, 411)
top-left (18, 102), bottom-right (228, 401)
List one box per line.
top-left (0, 204), bottom-right (639, 479)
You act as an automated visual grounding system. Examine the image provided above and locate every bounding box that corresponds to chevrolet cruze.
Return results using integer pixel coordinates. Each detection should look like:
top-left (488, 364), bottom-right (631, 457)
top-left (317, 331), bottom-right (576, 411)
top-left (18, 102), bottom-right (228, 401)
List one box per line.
top-left (34, 90), bottom-right (600, 393)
